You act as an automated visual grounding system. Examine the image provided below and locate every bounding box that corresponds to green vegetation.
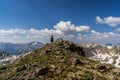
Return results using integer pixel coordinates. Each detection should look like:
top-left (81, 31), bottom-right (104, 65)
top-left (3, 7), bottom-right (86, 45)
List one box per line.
top-left (0, 38), bottom-right (119, 80)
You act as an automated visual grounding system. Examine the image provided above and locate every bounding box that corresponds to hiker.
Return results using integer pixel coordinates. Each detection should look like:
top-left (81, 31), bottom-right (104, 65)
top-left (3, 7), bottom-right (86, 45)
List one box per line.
top-left (50, 35), bottom-right (54, 43)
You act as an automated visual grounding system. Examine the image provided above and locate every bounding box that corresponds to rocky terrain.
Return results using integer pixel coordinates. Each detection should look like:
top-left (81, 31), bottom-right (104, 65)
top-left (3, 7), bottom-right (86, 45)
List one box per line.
top-left (0, 39), bottom-right (119, 80)
top-left (80, 43), bottom-right (120, 68)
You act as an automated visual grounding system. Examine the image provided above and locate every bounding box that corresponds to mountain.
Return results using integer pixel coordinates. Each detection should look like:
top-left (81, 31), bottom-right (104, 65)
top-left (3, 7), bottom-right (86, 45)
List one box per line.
top-left (0, 51), bottom-right (19, 66)
top-left (0, 41), bottom-right (44, 55)
top-left (0, 41), bottom-right (43, 66)
top-left (80, 43), bottom-right (120, 68)
top-left (0, 51), bottom-right (9, 59)
top-left (0, 39), bottom-right (119, 80)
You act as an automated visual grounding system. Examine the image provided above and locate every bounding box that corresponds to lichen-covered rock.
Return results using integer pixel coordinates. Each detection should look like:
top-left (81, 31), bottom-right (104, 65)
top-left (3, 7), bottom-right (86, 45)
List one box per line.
top-left (36, 66), bottom-right (49, 76)
top-left (16, 65), bottom-right (27, 72)
top-left (54, 38), bottom-right (63, 46)
top-left (74, 58), bottom-right (84, 66)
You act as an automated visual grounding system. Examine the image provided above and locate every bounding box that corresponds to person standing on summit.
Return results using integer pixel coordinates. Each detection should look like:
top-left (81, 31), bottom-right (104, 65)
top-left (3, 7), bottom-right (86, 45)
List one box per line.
top-left (50, 35), bottom-right (54, 43)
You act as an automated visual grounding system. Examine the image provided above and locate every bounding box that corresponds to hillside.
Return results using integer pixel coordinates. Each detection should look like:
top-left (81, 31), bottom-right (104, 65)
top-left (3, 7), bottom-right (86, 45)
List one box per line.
top-left (0, 39), bottom-right (120, 80)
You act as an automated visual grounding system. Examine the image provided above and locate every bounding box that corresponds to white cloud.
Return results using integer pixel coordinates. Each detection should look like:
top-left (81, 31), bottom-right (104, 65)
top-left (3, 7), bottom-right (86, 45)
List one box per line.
top-left (91, 30), bottom-right (100, 35)
top-left (0, 29), bottom-right (27, 34)
top-left (91, 30), bottom-right (116, 38)
top-left (0, 21), bottom-right (91, 43)
top-left (54, 21), bottom-right (90, 34)
top-left (75, 29), bottom-right (120, 44)
top-left (96, 16), bottom-right (120, 27)
top-left (0, 21), bottom-right (120, 44)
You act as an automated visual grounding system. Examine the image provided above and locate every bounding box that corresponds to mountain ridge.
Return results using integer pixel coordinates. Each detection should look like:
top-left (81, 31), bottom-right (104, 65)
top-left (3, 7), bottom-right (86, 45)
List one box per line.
top-left (0, 41), bottom-right (43, 55)
top-left (0, 38), bottom-right (119, 80)
top-left (80, 42), bottom-right (120, 68)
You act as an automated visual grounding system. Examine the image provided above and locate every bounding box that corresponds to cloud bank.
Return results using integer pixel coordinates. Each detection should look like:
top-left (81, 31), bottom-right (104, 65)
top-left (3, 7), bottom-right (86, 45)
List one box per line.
top-left (0, 21), bottom-right (90, 43)
top-left (96, 16), bottom-right (120, 27)
top-left (0, 21), bottom-right (120, 44)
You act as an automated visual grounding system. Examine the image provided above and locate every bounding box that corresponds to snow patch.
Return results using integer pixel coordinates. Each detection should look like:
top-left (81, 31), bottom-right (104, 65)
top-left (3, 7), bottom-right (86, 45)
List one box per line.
top-left (0, 51), bottom-right (32, 66)
top-left (106, 46), bottom-right (112, 49)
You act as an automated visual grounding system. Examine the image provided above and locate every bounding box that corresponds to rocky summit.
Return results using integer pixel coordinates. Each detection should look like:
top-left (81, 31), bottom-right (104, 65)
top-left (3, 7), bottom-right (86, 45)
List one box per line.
top-left (0, 38), bottom-right (120, 80)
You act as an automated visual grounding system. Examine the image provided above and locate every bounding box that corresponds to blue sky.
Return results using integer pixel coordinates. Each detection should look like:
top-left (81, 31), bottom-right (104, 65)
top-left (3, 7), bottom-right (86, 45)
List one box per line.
top-left (0, 0), bottom-right (120, 44)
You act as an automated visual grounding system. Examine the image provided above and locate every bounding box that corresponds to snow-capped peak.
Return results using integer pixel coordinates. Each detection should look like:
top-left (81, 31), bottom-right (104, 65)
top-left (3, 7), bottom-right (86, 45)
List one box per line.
top-left (81, 42), bottom-right (120, 68)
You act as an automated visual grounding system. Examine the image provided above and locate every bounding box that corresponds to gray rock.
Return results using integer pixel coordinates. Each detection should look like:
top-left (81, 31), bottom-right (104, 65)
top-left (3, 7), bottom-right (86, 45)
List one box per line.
top-left (36, 66), bottom-right (49, 76)
top-left (16, 65), bottom-right (27, 72)
top-left (55, 38), bottom-right (63, 46)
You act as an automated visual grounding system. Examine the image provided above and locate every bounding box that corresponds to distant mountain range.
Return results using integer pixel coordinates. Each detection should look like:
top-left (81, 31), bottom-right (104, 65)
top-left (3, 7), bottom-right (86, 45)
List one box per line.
top-left (0, 41), bottom-right (44, 66)
top-left (0, 41), bottom-right (44, 55)
top-left (1, 41), bottom-right (120, 68)
top-left (80, 42), bottom-right (120, 68)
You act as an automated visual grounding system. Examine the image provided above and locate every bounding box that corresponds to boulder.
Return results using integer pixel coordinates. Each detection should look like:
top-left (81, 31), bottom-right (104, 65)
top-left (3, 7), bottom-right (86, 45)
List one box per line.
top-left (72, 58), bottom-right (84, 66)
top-left (54, 38), bottom-right (63, 46)
top-left (16, 65), bottom-right (27, 72)
top-left (97, 65), bottom-right (108, 72)
top-left (36, 66), bottom-right (49, 76)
